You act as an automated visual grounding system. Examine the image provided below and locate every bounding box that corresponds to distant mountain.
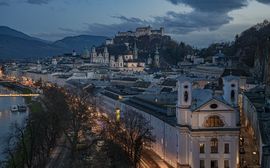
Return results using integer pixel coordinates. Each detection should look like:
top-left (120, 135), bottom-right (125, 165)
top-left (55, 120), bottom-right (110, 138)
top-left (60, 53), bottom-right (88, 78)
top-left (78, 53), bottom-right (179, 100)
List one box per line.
top-left (0, 35), bottom-right (65, 59)
top-left (0, 26), bottom-right (107, 59)
top-left (0, 26), bottom-right (47, 43)
top-left (53, 35), bottom-right (108, 53)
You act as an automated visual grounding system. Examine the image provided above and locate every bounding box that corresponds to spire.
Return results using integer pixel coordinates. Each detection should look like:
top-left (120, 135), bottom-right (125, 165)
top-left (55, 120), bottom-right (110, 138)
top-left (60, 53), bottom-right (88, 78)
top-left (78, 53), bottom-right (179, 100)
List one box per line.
top-left (104, 46), bottom-right (108, 53)
top-left (91, 46), bottom-right (96, 53)
top-left (133, 41), bottom-right (138, 59)
top-left (154, 46), bottom-right (160, 68)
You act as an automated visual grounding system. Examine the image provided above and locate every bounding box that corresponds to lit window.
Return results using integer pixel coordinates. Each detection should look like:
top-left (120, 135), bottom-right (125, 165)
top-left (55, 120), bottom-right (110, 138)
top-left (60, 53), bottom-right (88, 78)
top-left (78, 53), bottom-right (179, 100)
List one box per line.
top-left (205, 115), bottom-right (224, 127)
top-left (200, 143), bottom-right (205, 153)
top-left (211, 138), bottom-right (218, 153)
top-left (224, 143), bottom-right (230, 154)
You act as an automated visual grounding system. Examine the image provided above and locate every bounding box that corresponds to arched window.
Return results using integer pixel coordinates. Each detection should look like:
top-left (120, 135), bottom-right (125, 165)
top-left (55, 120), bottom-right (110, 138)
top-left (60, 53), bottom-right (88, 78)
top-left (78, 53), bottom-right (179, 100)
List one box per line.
top-left (211, 138), bottom-right (218, 153)
top-left (205, 115), bottom-right (224, 127)
top-left (231, 90), bottom-right (235, 102)
top-left (184, 91), bottom-right (189, 102)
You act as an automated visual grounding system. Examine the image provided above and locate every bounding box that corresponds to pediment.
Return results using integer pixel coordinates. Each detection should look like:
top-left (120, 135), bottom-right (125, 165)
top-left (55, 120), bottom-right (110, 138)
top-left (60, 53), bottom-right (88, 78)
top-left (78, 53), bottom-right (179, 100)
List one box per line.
top-left (194, 98), bottom-right (235, 112)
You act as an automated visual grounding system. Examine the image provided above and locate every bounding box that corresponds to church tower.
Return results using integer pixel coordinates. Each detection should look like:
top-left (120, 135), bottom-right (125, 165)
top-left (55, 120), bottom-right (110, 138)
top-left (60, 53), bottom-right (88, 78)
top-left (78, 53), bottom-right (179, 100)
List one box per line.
top-left (222, 75), bottom-right (239, 107)
top-left (118, 55), bottom-right (124, 68)
top-left (176, 76), bottom-right (192, 125)
top-left (90, 46), bottom-right (97, 63)
top-left (37, 60), bottom-right (42, 72)
top-left (176, 76), bottom-right (192, 168)
top-left (110, 55), bottom-right (115, 67)
top-left (103, 46), bottom-right (109, 64)
top-left (147, 54), bottom-right (152, 65)
top-left (133, 42), bottom-right (138, 60)
top-left (154, 47), bottom-right (160, 68)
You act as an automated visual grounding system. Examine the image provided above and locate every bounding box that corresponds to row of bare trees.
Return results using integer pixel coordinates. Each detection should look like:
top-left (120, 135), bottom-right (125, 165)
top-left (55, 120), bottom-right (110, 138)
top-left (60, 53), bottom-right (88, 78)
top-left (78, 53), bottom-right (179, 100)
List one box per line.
top-left (3, 84), bottom-right (97, 168)
top-left (100, 110), bottom-right (155, 167)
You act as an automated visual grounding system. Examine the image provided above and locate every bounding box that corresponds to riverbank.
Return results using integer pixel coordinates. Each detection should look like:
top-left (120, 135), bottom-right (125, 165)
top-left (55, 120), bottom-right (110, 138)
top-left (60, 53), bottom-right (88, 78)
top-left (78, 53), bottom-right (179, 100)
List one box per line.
top-left (0, 83), bottom-right (45, 167)
top-left (0, 82), bottom-right (33, 104)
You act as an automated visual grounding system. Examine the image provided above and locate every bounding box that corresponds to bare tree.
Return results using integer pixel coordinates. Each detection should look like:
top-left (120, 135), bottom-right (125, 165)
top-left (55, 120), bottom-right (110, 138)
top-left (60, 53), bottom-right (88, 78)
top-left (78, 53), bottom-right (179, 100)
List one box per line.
top-left (100, 110), bottom-right (155, 167)
top-left (64, 89), bottom-right (96, 161)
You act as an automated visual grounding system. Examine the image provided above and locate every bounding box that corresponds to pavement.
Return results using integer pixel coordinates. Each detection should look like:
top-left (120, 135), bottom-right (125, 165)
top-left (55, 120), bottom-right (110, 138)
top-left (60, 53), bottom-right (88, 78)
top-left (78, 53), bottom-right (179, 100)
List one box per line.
top-left (46, 135), bottom-right (69, 168)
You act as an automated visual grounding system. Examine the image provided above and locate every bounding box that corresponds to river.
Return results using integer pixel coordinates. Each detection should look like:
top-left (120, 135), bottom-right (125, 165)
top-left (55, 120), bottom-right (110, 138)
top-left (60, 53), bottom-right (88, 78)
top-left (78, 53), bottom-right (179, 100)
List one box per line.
top-left (0, 85), bottom-right (29, 161)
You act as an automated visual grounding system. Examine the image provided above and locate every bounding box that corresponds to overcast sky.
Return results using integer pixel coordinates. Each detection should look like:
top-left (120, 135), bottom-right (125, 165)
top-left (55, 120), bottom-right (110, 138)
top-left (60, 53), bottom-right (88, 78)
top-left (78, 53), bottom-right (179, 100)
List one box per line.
top-left (1, 0), bottom-right (270, 47)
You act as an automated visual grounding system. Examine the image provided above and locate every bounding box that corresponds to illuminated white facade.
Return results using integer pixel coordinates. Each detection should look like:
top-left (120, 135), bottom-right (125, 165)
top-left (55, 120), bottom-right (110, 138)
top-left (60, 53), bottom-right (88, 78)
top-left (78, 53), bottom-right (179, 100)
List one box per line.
top-left (99, 75), bottom-right (240, 168)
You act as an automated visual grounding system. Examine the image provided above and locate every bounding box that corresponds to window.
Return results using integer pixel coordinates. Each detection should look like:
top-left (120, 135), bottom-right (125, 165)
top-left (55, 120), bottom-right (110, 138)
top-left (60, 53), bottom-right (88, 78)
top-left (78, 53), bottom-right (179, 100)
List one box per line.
top-left (205, 115), bottom-right (224, 127)
top-left (224, 143), bottom-right (230, 154)
top-left (211, 160), bottom-right (218, 168)
top-left (200, 143), bottom-right (205, 153)
top-left (211, 138), bottom-right (218, 153)
top-left (210, 103), bottom-right (218, 109)
top-left (184, 91), bottom-right (189, 102)
top-left (224, 160), bottom-right (229, 168)
top-left (200, 160), bottom-right (205, 168)
top-left (231, 90), bottom-right (235, 102)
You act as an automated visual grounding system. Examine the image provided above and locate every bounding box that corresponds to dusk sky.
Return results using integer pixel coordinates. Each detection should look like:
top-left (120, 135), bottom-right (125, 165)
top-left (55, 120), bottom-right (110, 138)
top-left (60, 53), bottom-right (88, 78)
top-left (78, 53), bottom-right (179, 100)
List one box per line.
top-left (1, 0), bottom-right (270, 47)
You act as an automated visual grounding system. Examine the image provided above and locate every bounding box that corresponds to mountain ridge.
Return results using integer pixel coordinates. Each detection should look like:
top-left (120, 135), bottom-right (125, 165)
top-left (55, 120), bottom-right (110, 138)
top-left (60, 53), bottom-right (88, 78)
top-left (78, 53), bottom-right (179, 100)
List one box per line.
top-left (0, 26), bottom-right (108, 59)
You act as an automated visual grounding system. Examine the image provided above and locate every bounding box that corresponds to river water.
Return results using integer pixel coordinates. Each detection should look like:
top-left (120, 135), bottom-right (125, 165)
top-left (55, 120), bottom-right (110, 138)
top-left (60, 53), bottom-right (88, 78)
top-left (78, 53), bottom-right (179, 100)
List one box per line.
top-left (0, 86), bottom-right (28, 161)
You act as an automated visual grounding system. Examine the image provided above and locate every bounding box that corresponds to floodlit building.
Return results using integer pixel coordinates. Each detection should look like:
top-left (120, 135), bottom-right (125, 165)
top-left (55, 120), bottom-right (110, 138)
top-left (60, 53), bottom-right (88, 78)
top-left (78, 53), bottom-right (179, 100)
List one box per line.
top-left (99, 75), bottom-right (240, 168)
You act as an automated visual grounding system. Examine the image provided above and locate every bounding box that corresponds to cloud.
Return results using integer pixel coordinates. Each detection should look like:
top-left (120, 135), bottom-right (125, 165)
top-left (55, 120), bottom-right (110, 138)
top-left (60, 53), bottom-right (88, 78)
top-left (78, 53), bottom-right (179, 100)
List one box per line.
top-left (257, 0), bottom-right (270, 4)
top-left (0, 0), bottom-right (9, 6)
top-left (65, 0), bottom-right (248, 38)
top-left (166, 0), bottom-right (248, 12)
top-left (26, 0), bottom-right (52, 5)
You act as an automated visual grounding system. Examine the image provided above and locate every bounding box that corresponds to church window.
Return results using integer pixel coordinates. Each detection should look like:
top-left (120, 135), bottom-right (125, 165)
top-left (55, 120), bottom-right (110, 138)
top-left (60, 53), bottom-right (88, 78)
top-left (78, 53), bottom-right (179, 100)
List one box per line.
top-left (211, 160), bottom-right (218, 168)
top-left (205, 115), bottom-right (224, 127)
top-left (200, 160), bottom-right (205, 168)
top-left (184, 85), bottom-right (188, 89)
top-left (210, 138), bottom-right (218, 153)
top-left (184, 91), bottom-right (189, 102)
top-left (210, 104), bottom-right (218, 109)
top-left (200, 143), bottom-right (205, 153)
top-left (231, 90), bottom-right (235, 102)
top-left (224, 143), bottom-right (230, 153)
top-left (224, 160), bottom-right (229, 168)
top-left (231, 84), bottom-right (235, 87)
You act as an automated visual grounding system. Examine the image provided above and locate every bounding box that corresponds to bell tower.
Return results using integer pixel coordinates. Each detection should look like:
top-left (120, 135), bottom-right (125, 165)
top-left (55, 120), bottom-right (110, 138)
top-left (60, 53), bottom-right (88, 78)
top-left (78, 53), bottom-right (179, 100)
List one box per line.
top-left (176, 76), bottom-right (192, 125)
top-left (103, 46), bottom-right (109, 64)
top-left (222, 75), bottom-right (239, 107)
top-left (90, 46), bottom-right (97, 63)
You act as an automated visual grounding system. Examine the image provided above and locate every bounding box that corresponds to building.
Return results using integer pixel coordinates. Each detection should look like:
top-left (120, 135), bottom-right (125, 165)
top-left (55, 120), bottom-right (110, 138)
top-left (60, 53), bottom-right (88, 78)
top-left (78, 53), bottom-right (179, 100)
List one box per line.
top-left (109, 44), bottom-right (145, 72)
top-left (116, 26), bottom-right (164, 37)
top-left (90, 46), bottom-right (110, 64)
top-left (98, 75), bottom-right (240, 168)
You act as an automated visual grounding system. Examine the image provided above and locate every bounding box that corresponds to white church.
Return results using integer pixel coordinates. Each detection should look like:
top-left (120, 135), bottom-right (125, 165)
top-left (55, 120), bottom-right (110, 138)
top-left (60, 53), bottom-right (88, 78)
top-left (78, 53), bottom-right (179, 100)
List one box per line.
top-left (99, 75), bottom-right (240, 168)
top-left (90, 46), bottom-right (110, 64)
